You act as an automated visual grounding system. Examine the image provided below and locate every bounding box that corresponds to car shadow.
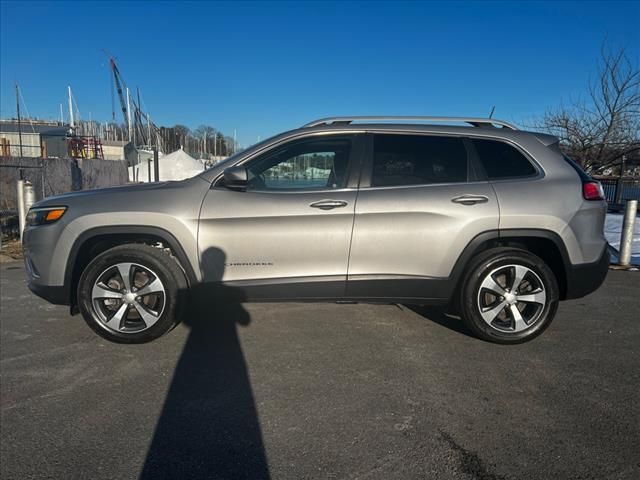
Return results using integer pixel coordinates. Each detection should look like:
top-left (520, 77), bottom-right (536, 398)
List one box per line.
top-left (139, 248), bottom-right (270, 480)
top-left (403, 304), bottom-right (476, 338)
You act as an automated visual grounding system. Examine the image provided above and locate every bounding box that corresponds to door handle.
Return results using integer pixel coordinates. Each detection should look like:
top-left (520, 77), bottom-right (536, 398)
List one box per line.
top-left (451, 195), bottom-right (489, 206)
top-left (309, 200), bottom-right (348, 210)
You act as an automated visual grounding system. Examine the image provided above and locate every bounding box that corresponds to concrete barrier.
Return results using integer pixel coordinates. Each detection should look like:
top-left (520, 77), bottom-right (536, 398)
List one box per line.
top-left (0, 157), bottom-right (128, 210)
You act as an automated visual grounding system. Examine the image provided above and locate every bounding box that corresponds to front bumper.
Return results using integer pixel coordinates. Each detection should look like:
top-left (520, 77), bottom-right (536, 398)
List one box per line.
top-left (27, 280), bottom-right (70, 305)
top-left (23, 219), bottom-right (72, 306)
top-left (564, 246), bottom-right (610, 299)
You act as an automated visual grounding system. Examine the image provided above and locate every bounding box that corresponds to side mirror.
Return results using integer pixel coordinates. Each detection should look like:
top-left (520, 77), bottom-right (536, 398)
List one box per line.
top-left (223, 166), bottom-right (248, 190)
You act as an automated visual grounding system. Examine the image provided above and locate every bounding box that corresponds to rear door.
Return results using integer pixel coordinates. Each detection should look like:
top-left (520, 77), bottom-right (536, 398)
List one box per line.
top-left (198, 134), bottom-right (363, 299)
top-left (346, 133), bottom-right (499, 300)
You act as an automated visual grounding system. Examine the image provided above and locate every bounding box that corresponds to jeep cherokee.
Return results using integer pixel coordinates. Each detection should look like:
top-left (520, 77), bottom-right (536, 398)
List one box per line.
top-left (23, 116), bottom-right (609, 344)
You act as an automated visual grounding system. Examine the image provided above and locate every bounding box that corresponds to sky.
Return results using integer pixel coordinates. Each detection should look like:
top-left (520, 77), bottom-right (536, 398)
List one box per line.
top-left (1, 0), bottom-right (638, 147)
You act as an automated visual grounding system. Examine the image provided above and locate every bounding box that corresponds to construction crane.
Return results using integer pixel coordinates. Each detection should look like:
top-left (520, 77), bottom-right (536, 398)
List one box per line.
top-left (109, 57), bottom-right (129, 134)
top-left (107, 54), bottom-right (164, 152)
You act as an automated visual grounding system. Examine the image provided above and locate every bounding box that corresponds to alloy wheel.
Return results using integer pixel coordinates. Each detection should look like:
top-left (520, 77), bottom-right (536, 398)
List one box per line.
top-left (476, 264), bottom-right (547, 333)
top-left (91, 262), bottom-right (166, 333)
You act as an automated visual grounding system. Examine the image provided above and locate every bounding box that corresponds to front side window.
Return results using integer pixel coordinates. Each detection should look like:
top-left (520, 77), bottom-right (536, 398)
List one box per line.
top-left (245, 137), bottom-right (352, 191)
top-left (371, 134), bottom-right (468, 187)
top-left (472, 139), bottom-right (537, 179)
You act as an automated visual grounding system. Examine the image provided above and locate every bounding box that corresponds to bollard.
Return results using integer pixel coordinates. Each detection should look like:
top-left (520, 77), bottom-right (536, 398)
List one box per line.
top-left (619, 199), bottom-right (638, 266)
top-left (16, 179), bottom-right (26, 242)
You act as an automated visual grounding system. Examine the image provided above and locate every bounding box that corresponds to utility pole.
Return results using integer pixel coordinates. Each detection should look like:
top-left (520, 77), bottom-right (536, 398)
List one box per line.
top-left (15, 83), bottom-right (24, 161)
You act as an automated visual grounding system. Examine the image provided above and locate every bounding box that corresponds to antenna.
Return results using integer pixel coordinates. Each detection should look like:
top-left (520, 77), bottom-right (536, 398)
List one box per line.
top-left (489, 106), bottom-right (495, 119)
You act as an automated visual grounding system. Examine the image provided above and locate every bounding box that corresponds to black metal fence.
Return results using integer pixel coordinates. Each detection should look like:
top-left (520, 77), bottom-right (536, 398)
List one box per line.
top-left (594, 176), bottom-right (640, 208)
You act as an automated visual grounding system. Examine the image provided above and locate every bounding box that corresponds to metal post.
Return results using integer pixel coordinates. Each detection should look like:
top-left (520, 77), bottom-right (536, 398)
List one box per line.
top-left (619, 200), bottom-right (638, 266)
top-left (68, 86), bottom-right (75, 128)
top-left (153, 147), bottom-right (159, 182)
top-left (24, 181), bottom-right (36, 212)
top-left (41, 160), bottom-right (45, 198)
top-left (614, 178), bottom-right (623, 205)
top-left (16, 179), bottom-right (26, 241)
top-left (16, 83), bottom-right (24, 159)
top-left (126, 88), bottom-right (132, 142)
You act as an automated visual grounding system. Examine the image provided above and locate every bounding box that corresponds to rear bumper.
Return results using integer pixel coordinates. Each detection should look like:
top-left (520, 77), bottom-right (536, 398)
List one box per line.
top-left (564, 246), bottom-right (609, 300)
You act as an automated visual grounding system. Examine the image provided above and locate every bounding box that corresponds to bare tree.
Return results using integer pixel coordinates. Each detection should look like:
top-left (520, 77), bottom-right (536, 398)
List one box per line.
top-left (173, 125), bottom-right (191, 147)
top-left (535, 45), bottom-right (639, 174)
top-left (194, 125), bottom-right (217, 157)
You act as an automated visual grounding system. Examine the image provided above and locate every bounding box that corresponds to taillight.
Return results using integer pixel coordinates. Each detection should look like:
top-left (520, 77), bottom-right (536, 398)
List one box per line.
top-left (583, 181), bottom-right (605, 201)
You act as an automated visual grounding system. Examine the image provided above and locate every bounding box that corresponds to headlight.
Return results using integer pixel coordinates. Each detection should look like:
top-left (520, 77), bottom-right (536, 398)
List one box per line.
top-left (26, 207), bottom-right (67, 226)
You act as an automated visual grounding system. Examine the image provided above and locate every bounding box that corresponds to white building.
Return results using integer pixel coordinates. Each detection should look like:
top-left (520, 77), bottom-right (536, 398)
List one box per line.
top-left (102, 140), bottom-right (134, 161)
top-left (0, 121), bottom-right (69, 158)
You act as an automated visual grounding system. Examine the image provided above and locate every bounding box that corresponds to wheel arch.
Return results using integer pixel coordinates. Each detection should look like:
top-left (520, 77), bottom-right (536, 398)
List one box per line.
top-left (66, 226), bottom-right (198, 309)
top-left (449, 229), bottom-right (570, 301)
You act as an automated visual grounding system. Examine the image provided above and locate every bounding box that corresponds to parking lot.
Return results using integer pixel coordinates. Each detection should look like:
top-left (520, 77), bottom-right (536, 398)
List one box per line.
top-left (1, 260), bottom-right (639, 479)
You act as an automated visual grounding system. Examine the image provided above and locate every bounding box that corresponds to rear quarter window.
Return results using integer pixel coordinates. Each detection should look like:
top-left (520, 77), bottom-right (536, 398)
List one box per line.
top-left (472, 139), bottom-right (537, 180)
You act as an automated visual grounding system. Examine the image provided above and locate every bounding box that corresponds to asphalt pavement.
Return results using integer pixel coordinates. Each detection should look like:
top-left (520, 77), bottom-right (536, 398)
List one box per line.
top-left (1, 261), bottom-right (639, 479)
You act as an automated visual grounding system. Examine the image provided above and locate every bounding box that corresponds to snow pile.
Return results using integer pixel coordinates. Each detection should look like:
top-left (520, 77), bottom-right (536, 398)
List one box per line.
top-left (129, 148), bottom-right (205, 182)
top-left (605, 213), bottom-right (640, 263)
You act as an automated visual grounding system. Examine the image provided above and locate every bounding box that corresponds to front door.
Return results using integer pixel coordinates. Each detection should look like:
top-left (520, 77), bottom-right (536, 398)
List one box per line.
top-left (198, 134), bottom-right (362, 299)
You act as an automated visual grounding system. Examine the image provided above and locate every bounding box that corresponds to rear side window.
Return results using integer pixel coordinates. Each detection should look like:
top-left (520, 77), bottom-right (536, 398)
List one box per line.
top-left (372, 134), bottom-right (468, 187)
top-left (473, 139), bottom-right (537, 179)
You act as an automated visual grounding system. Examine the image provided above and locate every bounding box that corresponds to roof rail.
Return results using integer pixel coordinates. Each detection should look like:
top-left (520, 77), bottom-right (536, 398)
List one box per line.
top-left (302, 116), bottom-right (518, 130)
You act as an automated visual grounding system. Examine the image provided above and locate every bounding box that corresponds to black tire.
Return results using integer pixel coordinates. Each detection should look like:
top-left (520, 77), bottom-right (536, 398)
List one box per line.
top-left (77, 244), bottom-right (187, 343)
top-left (459, 247), bottom-right (559, 344)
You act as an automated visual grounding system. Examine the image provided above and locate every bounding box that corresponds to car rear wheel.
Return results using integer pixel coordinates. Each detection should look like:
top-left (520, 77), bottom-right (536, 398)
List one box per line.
top-left (459, 248), bottom-right (559, 344)
top-left (77, 244), bottom-right (187, 343)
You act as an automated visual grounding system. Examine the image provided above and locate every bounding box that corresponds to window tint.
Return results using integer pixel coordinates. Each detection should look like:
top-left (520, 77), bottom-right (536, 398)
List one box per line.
top-left (473, 139), bottom-right (537, 179)
top-left (372, 135), bottom-right (468, 187)
top-left (246, 138), bottom-right (351, 190)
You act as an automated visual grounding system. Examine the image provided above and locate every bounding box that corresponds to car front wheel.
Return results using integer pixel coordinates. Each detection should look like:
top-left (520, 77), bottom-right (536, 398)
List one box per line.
top-left (77, 244), bottom-right (187, 343)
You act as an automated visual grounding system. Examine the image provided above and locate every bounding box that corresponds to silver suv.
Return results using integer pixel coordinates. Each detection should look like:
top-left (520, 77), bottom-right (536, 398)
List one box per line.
top-left (23, 116), bottom-right (609, 344)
